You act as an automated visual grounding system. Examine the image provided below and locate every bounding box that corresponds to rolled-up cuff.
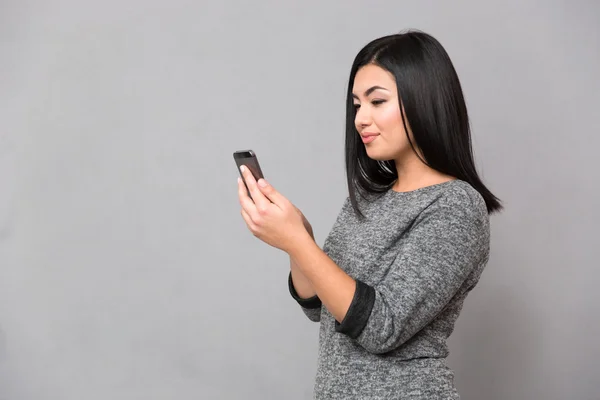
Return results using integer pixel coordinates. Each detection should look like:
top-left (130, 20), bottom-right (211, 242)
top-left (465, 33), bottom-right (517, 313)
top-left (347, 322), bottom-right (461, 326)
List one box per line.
top-left (288, 272), bottom-right (322, 309)
top-left (334, 279), bottom-right (375, 339)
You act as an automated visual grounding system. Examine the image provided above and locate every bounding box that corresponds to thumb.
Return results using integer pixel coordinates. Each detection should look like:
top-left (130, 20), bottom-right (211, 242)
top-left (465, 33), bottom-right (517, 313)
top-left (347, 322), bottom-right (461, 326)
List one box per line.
top-left (257, 178), bottom-right (287, 207)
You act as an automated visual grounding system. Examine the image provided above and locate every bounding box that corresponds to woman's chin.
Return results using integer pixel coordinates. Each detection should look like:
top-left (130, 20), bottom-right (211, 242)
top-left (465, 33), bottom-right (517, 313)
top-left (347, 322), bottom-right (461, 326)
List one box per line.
top-left (365, 148), bottom-right (389, 161)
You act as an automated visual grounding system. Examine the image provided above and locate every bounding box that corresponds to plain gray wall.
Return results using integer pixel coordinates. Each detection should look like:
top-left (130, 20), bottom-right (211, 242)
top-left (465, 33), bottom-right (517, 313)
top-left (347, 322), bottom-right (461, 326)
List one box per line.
top-left (1, 1), bottom-right (599, 399)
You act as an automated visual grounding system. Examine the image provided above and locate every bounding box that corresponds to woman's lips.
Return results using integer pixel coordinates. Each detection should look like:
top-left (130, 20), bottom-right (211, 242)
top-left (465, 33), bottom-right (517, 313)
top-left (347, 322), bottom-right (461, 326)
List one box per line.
top-left (361, 134), bottom-right (379, 144)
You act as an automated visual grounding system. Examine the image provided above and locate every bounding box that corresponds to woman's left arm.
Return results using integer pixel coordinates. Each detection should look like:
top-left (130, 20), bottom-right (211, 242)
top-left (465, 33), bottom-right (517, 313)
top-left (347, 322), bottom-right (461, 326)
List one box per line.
top-left (297, 192), bottom-right (489, 355)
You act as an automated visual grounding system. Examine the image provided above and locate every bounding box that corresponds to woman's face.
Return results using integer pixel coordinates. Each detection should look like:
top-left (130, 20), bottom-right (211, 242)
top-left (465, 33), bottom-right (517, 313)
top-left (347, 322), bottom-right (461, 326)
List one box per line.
top-left (352, 64), bottom-right (414, 162)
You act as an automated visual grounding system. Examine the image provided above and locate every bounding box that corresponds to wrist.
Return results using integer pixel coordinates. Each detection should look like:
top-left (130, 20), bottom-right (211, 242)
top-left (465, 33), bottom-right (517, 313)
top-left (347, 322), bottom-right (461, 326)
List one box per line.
top-left (286, 229), bottom-right (316, 259)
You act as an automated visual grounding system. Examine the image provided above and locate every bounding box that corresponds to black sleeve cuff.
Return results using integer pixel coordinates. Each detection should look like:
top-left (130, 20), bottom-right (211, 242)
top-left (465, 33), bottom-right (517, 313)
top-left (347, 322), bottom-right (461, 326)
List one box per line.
top-left (335, 279), bottom-right (375, 339)
top-left (288, 272), bottom-right (322, 309)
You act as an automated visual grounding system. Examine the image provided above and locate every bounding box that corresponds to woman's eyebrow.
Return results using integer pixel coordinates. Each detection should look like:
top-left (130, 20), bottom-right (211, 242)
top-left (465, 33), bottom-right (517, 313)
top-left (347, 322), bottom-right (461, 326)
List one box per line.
top-left (352, 86), bottom-right (389, 99)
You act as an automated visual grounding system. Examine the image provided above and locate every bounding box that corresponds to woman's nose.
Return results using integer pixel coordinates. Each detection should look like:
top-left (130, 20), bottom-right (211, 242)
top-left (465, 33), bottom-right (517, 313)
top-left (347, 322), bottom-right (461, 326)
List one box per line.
top-left (355, 108), bottom-right (372, 128)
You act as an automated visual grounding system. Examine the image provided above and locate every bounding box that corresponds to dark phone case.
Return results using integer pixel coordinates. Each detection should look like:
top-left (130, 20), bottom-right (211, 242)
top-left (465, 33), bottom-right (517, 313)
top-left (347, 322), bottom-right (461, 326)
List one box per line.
top-left (233, 150), bottom-right (265, 197)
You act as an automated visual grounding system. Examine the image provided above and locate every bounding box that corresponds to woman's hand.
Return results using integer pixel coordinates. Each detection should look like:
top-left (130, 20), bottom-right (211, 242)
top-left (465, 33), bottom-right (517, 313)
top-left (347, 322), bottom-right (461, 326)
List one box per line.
top-left (295, 205), bottom-right (314, 240)
top-left (237, 165), bottom-right (310, 253)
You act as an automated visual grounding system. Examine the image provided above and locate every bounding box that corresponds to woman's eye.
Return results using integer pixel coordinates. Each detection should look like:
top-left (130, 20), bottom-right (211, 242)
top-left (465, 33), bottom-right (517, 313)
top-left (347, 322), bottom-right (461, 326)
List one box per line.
top-left (353, 100), bottom-right (384, 109)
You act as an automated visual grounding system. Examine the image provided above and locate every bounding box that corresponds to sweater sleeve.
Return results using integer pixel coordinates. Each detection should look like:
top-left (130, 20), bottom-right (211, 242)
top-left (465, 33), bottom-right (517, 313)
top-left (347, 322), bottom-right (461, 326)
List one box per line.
top-left (334, 192), bottom-right (489, 354)
top-left (288, 272), bottom-right (322, 322)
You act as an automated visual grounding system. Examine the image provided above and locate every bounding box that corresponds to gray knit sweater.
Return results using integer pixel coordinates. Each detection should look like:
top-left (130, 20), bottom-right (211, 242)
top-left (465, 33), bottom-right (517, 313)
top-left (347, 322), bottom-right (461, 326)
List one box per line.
top-left (289, 180), bottom-right (490, 399)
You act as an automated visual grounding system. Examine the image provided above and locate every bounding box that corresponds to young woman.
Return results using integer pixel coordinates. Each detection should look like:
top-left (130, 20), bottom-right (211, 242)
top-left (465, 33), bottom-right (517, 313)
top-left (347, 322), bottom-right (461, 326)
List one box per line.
top-left (237, 29), bottom-right (502, 400)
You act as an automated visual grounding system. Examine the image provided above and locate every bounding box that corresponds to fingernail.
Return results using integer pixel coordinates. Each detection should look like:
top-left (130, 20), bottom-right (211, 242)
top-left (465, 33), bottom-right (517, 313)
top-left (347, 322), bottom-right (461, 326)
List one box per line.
top-left (237, 177), bottom-right (242, 184)
top-left (240, 165), bottom-right (246, 173)
top-left (258, 179), bottom-right (267, 187)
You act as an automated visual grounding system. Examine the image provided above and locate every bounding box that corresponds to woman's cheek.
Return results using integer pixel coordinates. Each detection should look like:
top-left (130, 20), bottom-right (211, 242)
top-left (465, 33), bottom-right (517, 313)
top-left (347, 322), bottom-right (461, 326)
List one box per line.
top-left (379, 105), bottom-right (402, 132)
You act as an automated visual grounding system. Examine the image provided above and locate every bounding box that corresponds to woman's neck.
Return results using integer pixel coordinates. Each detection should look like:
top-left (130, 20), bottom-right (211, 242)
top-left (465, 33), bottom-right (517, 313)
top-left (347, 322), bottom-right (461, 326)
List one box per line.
top-left (392, 157), bottom-right (455, 193)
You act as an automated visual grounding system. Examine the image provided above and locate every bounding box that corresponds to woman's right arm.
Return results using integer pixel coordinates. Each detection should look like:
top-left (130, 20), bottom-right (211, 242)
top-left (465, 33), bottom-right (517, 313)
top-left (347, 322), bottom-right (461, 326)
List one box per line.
top-left (290, 256), bottom-right (317, 299)
top-left (289, 208), bottom-right (317, 296)
top-left (288, 210), bottom-right (322, 322)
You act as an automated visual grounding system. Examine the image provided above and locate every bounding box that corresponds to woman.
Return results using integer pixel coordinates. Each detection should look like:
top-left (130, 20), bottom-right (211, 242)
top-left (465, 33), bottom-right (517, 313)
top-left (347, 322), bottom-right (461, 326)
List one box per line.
top-left (237, 29), bottom-right (502, 400)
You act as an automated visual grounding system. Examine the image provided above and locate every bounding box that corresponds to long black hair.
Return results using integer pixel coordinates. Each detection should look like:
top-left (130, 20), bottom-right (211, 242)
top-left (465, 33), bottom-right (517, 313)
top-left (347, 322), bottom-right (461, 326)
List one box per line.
top-left (345, 30), bottom-right (503, 219)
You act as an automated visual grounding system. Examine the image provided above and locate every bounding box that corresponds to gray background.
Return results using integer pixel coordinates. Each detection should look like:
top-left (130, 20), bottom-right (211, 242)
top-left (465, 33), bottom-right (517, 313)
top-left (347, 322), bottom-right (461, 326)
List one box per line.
top-left (1, 1), bottom-right (598, 399)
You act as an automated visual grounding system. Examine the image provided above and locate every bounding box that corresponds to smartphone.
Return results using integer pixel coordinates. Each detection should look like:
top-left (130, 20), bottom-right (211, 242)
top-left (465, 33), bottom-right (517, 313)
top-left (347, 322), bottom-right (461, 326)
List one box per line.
top-left (233, 149), bottom-right (265, 197)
